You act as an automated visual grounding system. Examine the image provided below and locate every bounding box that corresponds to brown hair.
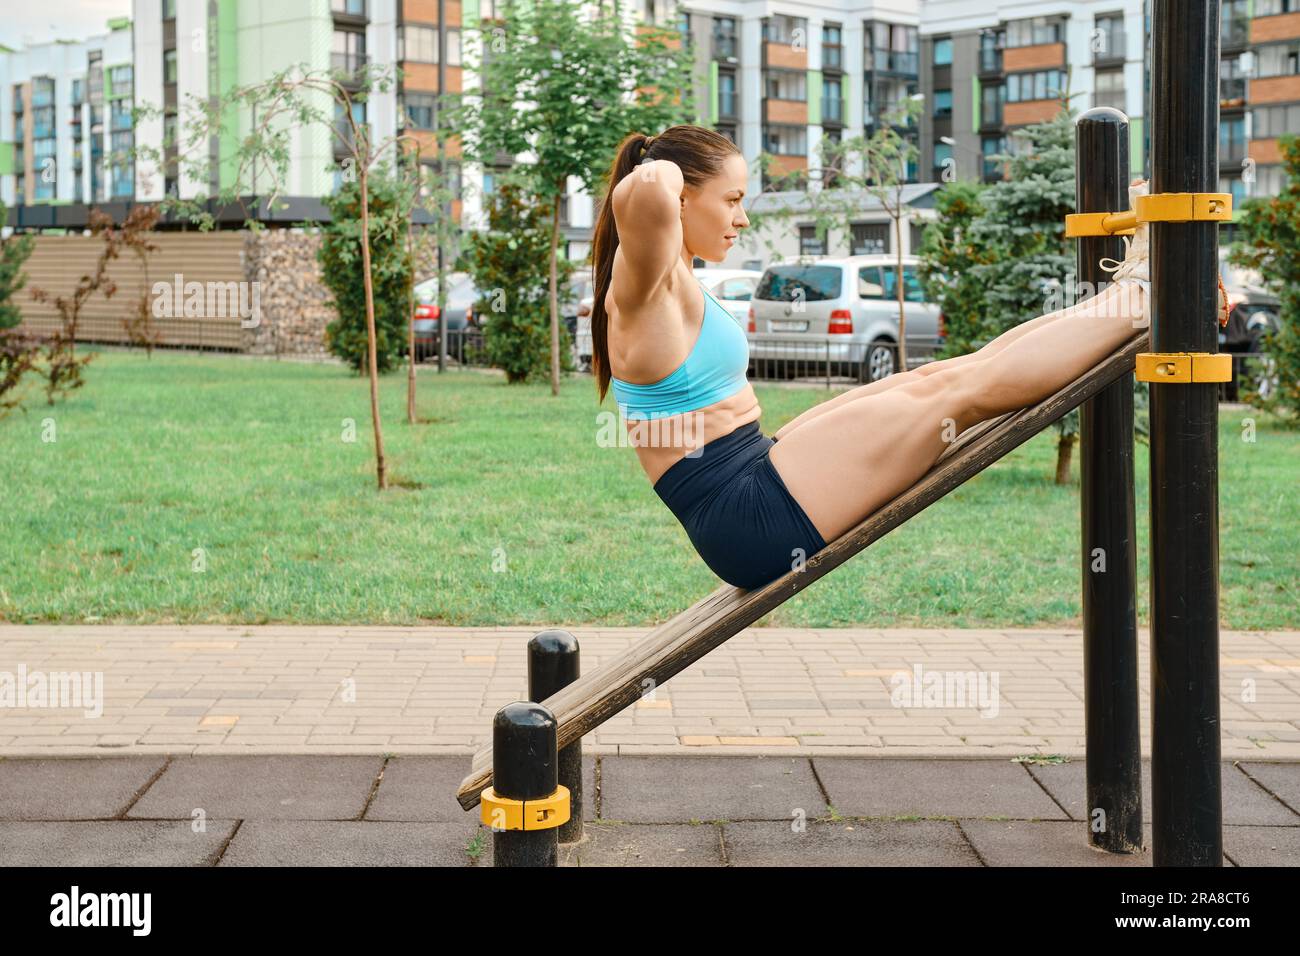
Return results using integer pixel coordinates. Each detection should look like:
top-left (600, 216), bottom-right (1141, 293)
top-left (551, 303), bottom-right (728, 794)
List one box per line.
top-left (590, 124), bottom-right (743, 404)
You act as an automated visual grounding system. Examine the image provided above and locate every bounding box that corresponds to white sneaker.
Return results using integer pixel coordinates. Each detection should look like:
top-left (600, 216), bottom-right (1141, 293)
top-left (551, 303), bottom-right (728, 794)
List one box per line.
top-left (1099, 179), bottom-right (1150, 329)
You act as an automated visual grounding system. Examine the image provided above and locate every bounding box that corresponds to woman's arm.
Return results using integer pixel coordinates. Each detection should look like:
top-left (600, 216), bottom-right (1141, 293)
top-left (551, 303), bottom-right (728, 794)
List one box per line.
top-left (609, 160), bottom-right (685, 311)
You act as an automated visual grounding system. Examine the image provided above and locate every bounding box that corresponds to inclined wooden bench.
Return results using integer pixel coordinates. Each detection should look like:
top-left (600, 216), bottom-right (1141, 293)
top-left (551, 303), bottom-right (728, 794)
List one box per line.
top-left (456, 327), bottom-right (1149, 811)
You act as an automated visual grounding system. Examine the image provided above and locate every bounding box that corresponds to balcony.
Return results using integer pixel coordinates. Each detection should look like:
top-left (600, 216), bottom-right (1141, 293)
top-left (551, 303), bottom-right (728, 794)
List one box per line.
top-left (1221, 17), bottom-right (1249, 52)
top-left (1220, 76), bottom-right (1247, 108)
top-left (1092, 31), bottom-right (1126, 66)
top-left (712, 33), bottom-right (737, 60)
top-left (979, 48), bottom-right (1003, 75)
top-left (331, 52), bottom-right (369, 84)
top-left (868, 49), bottom-right (919, 76)
top-left (821, 97), bottom-right (843, 124)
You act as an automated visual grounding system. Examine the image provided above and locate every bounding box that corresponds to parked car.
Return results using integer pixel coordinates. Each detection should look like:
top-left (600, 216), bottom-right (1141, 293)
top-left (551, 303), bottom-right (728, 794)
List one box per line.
top-left (1219, 253), bottom-right (1282, 401)
top-left (412, 272), bottom-right (476, 360)
top-left (694, 267), bottom-right (764, 327)
top-left (747, 255), bottom-right (943, 383)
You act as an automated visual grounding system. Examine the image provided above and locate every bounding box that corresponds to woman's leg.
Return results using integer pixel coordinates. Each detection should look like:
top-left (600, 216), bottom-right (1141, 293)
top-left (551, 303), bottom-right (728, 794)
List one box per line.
top-left (772, 289), bottom-right (1108, 440)
top-left (769, 281), bottom-right (1145, 544)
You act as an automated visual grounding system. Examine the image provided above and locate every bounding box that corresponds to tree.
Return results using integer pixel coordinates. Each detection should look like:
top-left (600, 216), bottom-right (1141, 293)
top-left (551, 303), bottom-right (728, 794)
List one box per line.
top-left (450, 0), bottom-right (694, 395)
top-left (132, 62), bottom-right (443, 490)
top-left (1230, 134), bottom-right (1300, 424)
top-left (319, 165), bottom-right (414, 375)
top-left (0, 202), bottom-right (34, 331)
top-left (916, 179), bottom-right (991, 359)
top-left (460, 177), bottom-right (575, 383)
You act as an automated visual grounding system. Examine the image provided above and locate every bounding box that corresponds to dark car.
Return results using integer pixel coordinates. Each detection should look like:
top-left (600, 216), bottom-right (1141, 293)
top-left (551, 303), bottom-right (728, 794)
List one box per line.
top-left (1219, 256), bottom-right (1282, 402)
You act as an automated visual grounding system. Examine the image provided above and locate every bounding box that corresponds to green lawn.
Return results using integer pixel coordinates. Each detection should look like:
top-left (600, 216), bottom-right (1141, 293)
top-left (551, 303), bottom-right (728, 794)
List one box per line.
top-left (1, 348), bottom-right (1295, 628)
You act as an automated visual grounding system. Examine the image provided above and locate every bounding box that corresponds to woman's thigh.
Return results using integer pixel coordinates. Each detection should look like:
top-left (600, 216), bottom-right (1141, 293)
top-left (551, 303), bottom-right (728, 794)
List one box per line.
top-left (767, 364), bottom-right (985, 544)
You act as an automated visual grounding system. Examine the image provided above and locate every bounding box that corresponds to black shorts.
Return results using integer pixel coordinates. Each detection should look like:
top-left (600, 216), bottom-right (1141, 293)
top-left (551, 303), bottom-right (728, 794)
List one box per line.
top-left (653, 421), bottom-right (828, 590)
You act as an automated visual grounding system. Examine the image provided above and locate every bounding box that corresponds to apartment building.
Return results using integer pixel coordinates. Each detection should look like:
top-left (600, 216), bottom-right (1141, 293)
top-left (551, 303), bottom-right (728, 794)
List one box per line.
top-left (0, 18), bottom-right (134, 215)
top-left (918, 0), bottom-right (1300, 203)
top-left (917, 1), bottom-right (1146, 185)
top-left (0, 1), bottom-right (465, 229)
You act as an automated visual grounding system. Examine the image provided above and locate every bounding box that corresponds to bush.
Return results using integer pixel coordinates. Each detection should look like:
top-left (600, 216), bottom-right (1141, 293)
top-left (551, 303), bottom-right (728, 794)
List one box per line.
top-left (318, 167), bottom-right (414, 374)
top-left (1230, 135), bottom-right (1300, 424)
top-left (459, 179), bottom-right (575, 383)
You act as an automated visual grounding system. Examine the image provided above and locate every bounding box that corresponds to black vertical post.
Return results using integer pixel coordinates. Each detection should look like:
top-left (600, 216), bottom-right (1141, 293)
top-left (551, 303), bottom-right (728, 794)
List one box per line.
top-left (529, 629), bottom-right (583, 843)
top-left (1149, 0), bottom-right (1223, 866)
top-left (491, 702), bottom-right (561, 867)
top-left (1075, 107), bottom-right (1143, 855)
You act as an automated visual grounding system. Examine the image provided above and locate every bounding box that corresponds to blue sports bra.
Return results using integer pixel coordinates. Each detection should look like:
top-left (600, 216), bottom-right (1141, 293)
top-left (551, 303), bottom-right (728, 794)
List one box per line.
top-left (610, 278), bottom-right (750, 420)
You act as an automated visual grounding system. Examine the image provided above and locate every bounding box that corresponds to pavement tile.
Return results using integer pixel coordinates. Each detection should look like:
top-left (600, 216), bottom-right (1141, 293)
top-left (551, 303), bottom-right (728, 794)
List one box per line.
top-left (218, 821), bottom-right (479, 866)
top-left (0, 820), bottom-right (236, 866)
top-left (722, 819), bottom-right (980, 866)
top-left (0, 756), bottom-right (167, 820)
top-left (597, 755), bottom-right (825, 823)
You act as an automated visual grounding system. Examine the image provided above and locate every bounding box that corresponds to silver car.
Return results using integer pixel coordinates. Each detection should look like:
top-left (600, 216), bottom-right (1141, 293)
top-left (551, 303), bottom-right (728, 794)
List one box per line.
top-left (747, 255), bottom-right (943, 383)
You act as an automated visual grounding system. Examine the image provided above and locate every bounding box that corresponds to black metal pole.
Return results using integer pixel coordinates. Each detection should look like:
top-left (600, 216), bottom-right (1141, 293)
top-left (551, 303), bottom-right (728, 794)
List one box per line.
top-left (529, 629), bottom-right (582, 843)
top-left (1075, 107), bottom-right (1143, 855)
top-left (490, 701), bottom-right (561, 867)
top-left (1149, 0), bottom-right (1223, 866)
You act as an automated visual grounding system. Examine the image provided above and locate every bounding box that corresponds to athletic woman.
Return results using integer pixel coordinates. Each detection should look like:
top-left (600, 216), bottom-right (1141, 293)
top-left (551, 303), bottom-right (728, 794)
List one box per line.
top-left (591, 123), bottom-right (1173, 592)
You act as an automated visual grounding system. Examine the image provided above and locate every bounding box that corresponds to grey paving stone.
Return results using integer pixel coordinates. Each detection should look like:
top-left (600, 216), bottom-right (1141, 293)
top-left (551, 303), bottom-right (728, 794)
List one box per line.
top-left (961, 820), bottom-right (1156, 866)
top-left (0, 820), bottom-right (235, 866)
top-left (1028, 759), bottom-right (1300, 826)
top-left (556, 822), bottom-right (724, 866)
top-left (126, 755), bottom-right (383, 821)
top-left (723, 819), bottom-right (980, 866)
top-left (811, 757), bottom-right (1067, 819)
top-left (597, 755), bottom-right (825, 823)
top-left (1225, 824), bottom-right (1300, 867)
top-left (0, 756), bottom-right (167, 820)
top-left (1237, 762), bottom-right (1300, 816)
top-left (366, 755), bottom-right (596, 824)
top-left (218, 821), bottom-right (480, 866)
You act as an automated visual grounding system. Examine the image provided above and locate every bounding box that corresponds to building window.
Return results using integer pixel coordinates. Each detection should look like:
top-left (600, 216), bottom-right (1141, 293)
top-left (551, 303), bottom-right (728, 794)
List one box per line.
top-left (713, 17), bottom-right (737, 59)
top-left (108, 64), bottom-right (133, 98)
top-left (718, 70), bottom-right (737, 118)
top-left (1221, 58), bottom-right (1248, 106)
top-left (332, 0), bottom-right (367, 14)
top-left (110, 98), bottom-right (133, 131)
top-left (765, 69), bottom-right (806, 101)
top-left (823, 24), bottom-right (843, 69)
top-left (332, 29), bottom-right (367, 73)
top-left (799, 225), bottom-right (827, 255)
top-left (398, 26), bottom-right (461, 65)
top-left (164, 49), bottom-right (177, 85)
top-left (1005, 16), bottom-right (1063, 48)
top-left (762, 14), bottom-right (808, 45)
top-left (1256, 0), bottom-right (1298, 15)
top-left (1220, 115), bottom-right (1247, 164)
top-left (979, 29), bottom-right (1005, 72)
top-left (1093, 70), bottom-right (1125, 111)
top-left (762, 124), bottom-right (807, 155)
top-left (933, 89), bottom-right (952, 118)
top-left (1006, 70), bottom-right (1065, 102)
top-left (31, 76), bottom-right (54, 107)
top-left (822, 76), bottom-right (843, 122)
top-left (1252, 102), bottom-right (1300, 138)
top-left (933, 141), bottom-right (954, 180)
top-left (981, 83), bottom-right (1005, 126)
top-left (982, 135), bottom-right (1007, 181)
top-left (32, 105), bottom-right (55, 138)
top-left (402, 92), bottom-right (437, 129)
top-left (1255, 41), bottom-right (1300, 78)
top-left (933, 38), bottom-right (953, 67)
top-left (1093, 14), bottom-right (1125, 62)
top-left (851, 223), bottom-right (889, 255)
top-left (162, 0), bottom-right (176, 18)
top-left (867, 22), bottom-right (919, 75)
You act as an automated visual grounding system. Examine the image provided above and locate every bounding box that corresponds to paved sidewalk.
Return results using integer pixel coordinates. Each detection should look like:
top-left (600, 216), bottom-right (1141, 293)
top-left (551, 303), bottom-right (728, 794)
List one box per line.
top-left (0, 754), bottom-right (1296, 866)
top-left (0, 626), bottom-right (1297, 758)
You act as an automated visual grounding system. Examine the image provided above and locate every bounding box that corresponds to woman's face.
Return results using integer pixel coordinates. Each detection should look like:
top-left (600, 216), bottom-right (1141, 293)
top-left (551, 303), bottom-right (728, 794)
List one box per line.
top-left (681, 152), bottom-right (750, 263)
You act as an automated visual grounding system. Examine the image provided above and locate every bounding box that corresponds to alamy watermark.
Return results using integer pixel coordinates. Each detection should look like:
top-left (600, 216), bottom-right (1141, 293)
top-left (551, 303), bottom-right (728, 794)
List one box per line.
top-left (152, 273), bottom-right (262, 329)
top-left (596, 406), bottom-right (707, 458)
top-left (0, 665), bottom-right (103, 718)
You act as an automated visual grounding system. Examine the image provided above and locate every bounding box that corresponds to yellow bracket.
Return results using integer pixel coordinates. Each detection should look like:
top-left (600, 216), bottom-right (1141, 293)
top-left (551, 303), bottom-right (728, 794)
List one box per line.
top-left (1135, 352), bottom-right (1232, 384)
top-left (479, 785), bottom-right (571, 831)
top-left (1064, 192), bottom-right (1232, 237)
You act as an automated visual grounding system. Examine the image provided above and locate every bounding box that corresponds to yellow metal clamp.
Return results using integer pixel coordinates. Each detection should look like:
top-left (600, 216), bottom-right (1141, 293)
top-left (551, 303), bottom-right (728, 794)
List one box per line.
top-left (1064, 191), bottom-right (1232, 237)
top-left (479, 785), bottom-right (571, 831)
top-left (1135, 352), bottom-right (1232, 384)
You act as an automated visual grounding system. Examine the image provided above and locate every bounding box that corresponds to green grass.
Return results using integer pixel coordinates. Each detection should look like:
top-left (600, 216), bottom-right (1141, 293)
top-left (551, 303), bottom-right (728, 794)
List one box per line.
top-left (1, 348), bottom-right (1296, 628)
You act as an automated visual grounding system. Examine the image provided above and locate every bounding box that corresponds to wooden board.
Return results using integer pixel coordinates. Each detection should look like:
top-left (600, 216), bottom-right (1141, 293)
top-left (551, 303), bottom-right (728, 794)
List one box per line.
top-left (456, 329), bottom-right (1149, 810)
